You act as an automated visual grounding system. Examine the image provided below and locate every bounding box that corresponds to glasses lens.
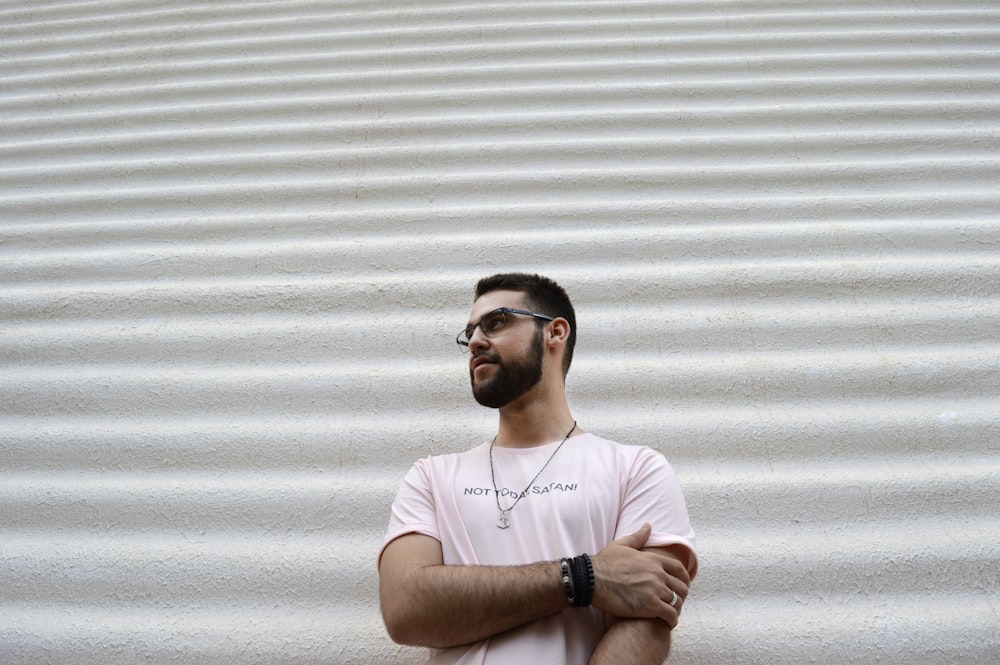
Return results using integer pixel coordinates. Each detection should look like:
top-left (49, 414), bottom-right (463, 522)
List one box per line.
top-left (480, 310), bottom-right (506, 336)
top-left (457, 309), bottom-right (509, 349)
top-left (458, 324), bottom-right (476, 349)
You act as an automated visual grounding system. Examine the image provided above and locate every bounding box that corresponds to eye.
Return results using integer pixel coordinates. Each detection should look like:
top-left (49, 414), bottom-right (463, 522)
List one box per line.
top-left (480, 311), bottom-right (506, 335)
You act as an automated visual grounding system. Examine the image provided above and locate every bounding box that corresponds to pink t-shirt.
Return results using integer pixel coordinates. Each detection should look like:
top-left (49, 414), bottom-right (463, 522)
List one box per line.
top-left (380, 433), bottom-right (698, 665)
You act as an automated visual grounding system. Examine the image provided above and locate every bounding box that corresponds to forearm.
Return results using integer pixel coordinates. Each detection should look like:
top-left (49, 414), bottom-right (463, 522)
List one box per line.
top-left (379, 527), bottom-right (691, 650)
top-left (381, 560), bottom-right (567, 648)
top-left (588, 617), bottom-right (672, 665)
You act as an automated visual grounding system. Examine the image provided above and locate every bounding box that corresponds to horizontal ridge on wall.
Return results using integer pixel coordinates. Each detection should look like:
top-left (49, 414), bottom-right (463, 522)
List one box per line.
top-left (2, 1), bottom-right (998, 664)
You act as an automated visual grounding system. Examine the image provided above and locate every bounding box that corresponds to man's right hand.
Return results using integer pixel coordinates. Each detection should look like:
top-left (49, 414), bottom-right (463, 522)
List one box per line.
top-left (590, 523), bottom-right (691, 628)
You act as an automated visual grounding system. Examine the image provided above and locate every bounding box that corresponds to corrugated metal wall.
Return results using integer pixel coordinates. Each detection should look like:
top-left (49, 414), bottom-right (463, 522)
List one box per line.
top-left (2, 1), bottom-right (998, 663)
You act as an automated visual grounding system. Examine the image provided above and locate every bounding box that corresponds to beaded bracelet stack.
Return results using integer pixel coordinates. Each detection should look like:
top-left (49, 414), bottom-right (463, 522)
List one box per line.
top-left (559, 553), bottom-right (595, 608)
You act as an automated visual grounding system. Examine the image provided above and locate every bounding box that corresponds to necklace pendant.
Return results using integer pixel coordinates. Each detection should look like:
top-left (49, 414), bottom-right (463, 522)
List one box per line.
top-left (497, 511), bottom-right (510, 529)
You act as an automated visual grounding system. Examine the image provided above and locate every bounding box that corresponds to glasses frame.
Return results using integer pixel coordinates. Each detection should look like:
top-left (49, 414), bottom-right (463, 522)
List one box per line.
top-left (457, 307), bottom-right (555, 350)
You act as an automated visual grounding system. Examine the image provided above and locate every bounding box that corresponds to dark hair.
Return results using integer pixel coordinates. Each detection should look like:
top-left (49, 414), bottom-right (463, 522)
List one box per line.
top-left (474, 273), bottom-right (576, 375)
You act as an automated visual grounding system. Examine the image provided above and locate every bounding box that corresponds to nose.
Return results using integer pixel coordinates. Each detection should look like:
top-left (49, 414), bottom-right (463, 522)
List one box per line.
top-left (467, 324), bottom-right (490, 353)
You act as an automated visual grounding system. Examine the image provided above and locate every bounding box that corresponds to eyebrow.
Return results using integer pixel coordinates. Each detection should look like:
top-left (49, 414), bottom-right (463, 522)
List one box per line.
top-left (466, 307), bottom-right (505, 327)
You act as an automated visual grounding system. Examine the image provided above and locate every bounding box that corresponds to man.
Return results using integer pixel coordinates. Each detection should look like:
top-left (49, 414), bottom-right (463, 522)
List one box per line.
top-left (378, 273), bottom-right (697, 664)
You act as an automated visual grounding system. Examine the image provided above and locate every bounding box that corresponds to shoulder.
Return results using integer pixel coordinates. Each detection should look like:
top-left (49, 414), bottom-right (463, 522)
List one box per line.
top-left (575, 433), bottom-right (680, 486)
top-left (575, 432), bottom-right (668, 463)
top-left (408, 441), bottom-right (490, 474)
top-left (421, 440), bottom-right (489, 462)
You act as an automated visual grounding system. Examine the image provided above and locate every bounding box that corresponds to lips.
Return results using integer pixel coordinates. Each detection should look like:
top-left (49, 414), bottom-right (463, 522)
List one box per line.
top-left (470, 353), bottom-right (500, 372)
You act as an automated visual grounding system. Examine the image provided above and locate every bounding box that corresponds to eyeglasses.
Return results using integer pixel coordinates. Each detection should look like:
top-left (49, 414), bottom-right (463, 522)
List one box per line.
top-left (457, 307), bottom-right (555, 350)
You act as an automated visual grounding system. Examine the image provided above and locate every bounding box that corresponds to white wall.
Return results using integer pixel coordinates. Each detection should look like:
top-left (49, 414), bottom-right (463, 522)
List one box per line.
top-left (1, 1), bottom-right (998, 663)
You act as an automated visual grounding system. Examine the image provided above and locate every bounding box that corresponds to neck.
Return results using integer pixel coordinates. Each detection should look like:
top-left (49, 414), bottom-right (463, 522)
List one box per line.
top-left (494, 384), bottom-right (579, 448)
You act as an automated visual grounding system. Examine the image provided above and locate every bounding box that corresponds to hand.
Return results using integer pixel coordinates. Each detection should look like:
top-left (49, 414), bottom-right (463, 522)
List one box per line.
top-left (590, 523), bottom-right (690, 627)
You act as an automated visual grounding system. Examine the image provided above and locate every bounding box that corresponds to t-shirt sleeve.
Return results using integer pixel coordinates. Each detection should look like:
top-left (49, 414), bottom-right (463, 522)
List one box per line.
top-left (617, 447), bottom-right (699, 579)
top-left (376, 460), bottom-right (441, 569)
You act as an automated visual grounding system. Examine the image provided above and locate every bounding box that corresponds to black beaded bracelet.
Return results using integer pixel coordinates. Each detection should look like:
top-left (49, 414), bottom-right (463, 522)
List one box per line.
top-left (579, 553), bottom-right (595, 608)
top-left (571, 553), bottom-right (594, 608)
top-left (560, 554), bottom-right (595, 608)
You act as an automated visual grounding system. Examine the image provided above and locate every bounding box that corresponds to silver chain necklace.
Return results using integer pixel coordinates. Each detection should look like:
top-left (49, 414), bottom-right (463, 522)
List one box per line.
top-left (489, 421), bottom-right (577, 529)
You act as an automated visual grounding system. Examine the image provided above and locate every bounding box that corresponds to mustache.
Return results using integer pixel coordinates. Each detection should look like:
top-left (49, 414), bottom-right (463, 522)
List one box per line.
top-left (472, 351), bottom-right (502, 364)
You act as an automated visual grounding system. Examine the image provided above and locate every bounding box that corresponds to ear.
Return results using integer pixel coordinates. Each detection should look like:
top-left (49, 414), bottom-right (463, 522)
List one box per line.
top-left (546, 317), bottom-right (571, 349)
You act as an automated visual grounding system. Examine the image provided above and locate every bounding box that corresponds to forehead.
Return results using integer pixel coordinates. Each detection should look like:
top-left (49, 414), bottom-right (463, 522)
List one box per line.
top-left (469, 290), bottom-right (528, 321)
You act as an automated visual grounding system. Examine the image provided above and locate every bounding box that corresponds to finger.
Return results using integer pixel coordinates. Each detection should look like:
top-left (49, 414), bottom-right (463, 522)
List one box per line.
top-left (657, 600), bottom-right (680, 629)
top-left (660, 557), bottom-right (692, 586)
top-left (612, 523), bottom-right (652, 550)
top-left (661, 587), bottom-right (684, 624)
top-left (667, 580), bottom-right (689, 604)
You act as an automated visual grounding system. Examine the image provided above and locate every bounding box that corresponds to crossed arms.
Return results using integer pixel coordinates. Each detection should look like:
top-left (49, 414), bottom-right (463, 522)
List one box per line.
top-left (378, 523), bottom-right (691, 665)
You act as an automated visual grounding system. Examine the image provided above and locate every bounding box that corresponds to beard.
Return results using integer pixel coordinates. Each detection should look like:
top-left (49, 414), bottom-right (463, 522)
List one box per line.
top-left (470, 327), bottom-right (544, 408)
